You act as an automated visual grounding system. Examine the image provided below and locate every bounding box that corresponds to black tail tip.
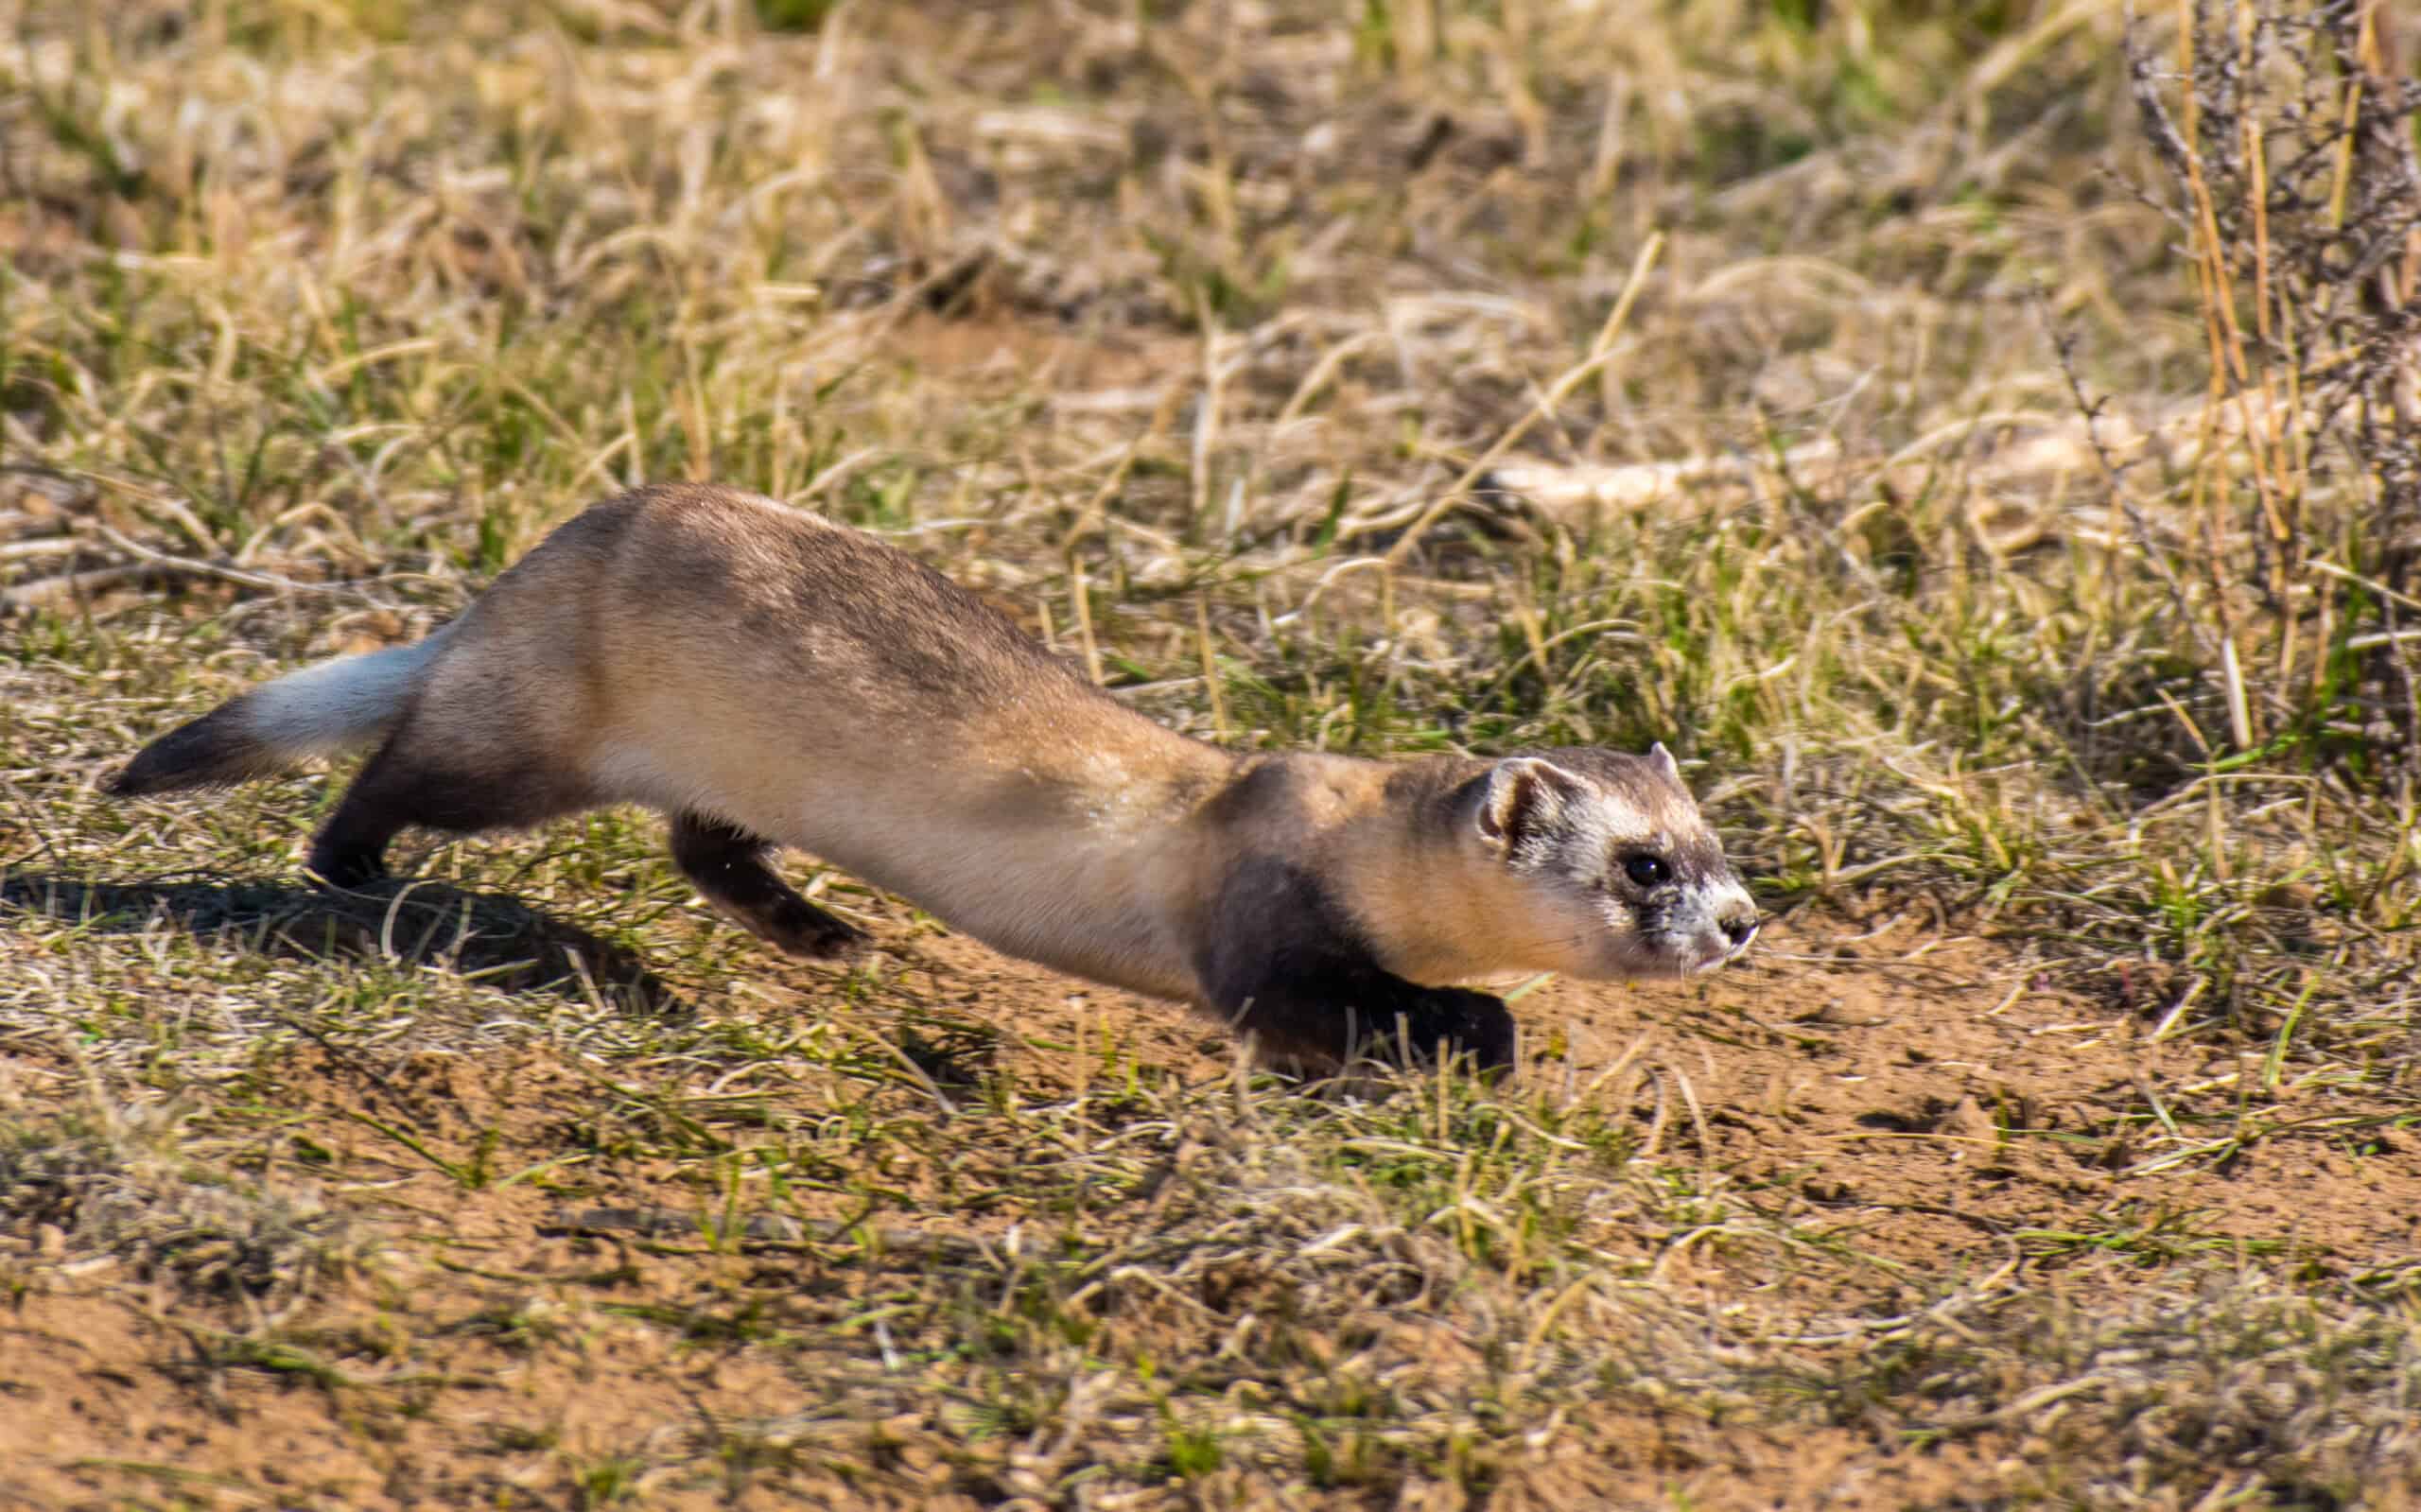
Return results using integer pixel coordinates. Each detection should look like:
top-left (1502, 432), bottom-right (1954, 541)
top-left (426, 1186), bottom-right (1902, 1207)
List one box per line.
top-left (104, 746), bottom-right (191, 799)
top-left (104, 708), bottom-right (270, 799)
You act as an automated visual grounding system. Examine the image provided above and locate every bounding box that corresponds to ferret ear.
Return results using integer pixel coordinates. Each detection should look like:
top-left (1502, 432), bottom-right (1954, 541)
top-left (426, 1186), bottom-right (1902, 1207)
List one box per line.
top-left (1474, 757), bottom-right (1585, 852)
top-left (1646, 741), bottom-right (1681, 784)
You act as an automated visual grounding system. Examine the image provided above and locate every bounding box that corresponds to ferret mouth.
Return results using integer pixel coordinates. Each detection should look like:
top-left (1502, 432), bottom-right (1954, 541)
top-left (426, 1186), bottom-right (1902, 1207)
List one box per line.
top-left (1603, 935), bottom-right (1736, 980)
top-left (1582, 917), bottom-right (1757, 981)
top-left (1675, 926), bottom-right (1756, 975)
top-left (1697, 941), bottom-right (1750, 972)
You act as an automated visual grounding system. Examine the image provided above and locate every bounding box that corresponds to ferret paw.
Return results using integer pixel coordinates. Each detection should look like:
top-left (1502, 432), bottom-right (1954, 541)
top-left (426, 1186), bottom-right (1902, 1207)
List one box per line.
top-left (757, 910), bottom-right (871, 962)
top-left (1389, 986), bottom-right (1516, 1072)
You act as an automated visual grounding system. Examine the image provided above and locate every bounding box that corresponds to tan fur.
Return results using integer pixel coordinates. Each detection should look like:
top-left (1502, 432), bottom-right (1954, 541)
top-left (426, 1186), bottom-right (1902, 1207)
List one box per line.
top-left (113, 484), bottom-right (1757, 1066)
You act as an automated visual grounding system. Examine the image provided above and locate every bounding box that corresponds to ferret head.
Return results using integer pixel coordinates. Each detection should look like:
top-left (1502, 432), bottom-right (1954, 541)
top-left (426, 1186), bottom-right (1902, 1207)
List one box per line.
top-left (1458, 744), bottom-right (1758, 980)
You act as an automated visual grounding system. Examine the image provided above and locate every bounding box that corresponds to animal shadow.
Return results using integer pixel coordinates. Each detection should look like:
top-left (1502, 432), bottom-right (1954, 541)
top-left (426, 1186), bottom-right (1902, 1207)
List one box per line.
top-left (889, 1012), bottom-right (1002, 1092)
top-left (2, 870), bottom-right (677, 1016)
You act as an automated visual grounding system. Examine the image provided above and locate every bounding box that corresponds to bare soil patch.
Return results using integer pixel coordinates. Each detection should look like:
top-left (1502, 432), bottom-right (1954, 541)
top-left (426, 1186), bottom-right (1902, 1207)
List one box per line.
top-left (4, 900), bottom-right (2413, 1509)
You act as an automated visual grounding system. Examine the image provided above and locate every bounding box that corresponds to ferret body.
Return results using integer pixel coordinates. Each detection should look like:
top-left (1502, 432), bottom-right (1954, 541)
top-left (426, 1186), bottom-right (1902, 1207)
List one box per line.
top-left (109, 485), bottom-right (1758, 1069)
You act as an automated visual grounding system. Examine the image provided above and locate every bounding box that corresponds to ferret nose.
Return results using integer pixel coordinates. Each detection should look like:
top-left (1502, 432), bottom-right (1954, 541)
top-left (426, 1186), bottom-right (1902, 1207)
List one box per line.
top-left (1717, 906), bottom-right (1759, 947)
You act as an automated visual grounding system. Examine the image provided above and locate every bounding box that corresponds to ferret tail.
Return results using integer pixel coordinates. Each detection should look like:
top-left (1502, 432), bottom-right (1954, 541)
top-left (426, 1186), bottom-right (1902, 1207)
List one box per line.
top-left (107, 624), bottom-right (458, 797)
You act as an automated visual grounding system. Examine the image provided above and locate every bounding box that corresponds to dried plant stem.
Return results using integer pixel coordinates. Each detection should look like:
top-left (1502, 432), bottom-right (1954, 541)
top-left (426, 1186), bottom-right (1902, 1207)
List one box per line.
top-left (1380, 232), bottom-right (1663, 572)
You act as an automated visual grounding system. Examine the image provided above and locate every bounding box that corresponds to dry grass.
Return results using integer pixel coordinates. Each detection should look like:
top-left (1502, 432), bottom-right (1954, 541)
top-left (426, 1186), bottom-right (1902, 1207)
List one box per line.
top-left (5, 0), bottom-right (2421, 1506)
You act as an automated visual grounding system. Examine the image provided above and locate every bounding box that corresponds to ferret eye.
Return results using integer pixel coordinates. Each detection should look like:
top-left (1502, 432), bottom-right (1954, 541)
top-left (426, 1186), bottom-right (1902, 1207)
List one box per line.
top-left (1623, 854), bottom-right (1672, 889)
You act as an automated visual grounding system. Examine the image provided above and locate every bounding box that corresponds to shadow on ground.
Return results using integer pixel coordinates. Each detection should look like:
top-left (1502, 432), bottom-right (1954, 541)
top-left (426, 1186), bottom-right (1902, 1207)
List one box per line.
top-left (0, 870), bottom-right (677, 1015)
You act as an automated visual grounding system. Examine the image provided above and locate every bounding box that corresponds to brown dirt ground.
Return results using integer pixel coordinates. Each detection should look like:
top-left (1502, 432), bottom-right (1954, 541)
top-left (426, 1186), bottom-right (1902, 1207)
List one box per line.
top-left (3, 904), bottom-right (2413, 1509)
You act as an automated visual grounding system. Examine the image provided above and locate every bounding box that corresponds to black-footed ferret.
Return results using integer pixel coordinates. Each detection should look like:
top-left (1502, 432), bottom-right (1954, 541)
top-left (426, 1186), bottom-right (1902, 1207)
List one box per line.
top-left (108, 484), bottom-right (1758, 1070)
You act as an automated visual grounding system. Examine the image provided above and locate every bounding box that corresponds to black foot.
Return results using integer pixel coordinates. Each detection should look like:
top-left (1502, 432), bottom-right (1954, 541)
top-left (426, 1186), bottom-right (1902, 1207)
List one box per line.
top-left (740, 896), bottom-right (870, 960)
top-left (1343, 985), bottom-right (1516, 1071)
top-left (1220, 983), bottom-right (1517, 1076)
top-left (306, 837), bottom-right (391, 891)
top-left (671, 813), bottom-right (867, 960)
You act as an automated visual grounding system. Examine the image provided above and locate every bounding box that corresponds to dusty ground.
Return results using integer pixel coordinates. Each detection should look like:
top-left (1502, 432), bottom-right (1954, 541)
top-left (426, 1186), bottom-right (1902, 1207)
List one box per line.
top-left (4, 871), bottom-right (2415, 1508)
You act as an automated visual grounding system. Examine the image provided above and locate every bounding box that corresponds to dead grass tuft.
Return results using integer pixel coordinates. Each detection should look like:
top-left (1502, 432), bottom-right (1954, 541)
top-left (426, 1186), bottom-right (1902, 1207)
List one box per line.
top-left (1, 1086), bottom-right (361, 1314)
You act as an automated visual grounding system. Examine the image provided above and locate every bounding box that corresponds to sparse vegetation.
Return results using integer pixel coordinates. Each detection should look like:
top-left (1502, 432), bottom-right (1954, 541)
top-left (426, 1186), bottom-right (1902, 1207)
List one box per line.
top-left (3, 0), bottom-right (2419, 1506)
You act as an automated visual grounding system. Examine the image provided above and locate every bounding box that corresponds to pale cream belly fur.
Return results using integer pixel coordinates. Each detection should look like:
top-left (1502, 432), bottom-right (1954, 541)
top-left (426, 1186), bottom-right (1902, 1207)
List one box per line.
top-left (584, 686), bottom-right (1215, 1003)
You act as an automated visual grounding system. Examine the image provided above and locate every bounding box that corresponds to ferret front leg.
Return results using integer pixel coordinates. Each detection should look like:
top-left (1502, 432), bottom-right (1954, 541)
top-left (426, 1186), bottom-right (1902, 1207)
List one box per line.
top-left (1220, 970), bottom-right (1514, 1073)
top-left (1194, 857), bottom-right (1517, 1072)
